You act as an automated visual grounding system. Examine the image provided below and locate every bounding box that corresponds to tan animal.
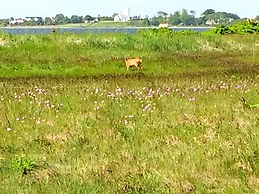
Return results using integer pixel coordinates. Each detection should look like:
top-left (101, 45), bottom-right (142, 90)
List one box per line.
top-left (125, 58), bottom-right (143, 70)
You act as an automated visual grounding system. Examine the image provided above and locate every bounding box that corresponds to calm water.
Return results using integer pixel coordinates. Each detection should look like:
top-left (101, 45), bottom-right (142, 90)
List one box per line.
top-left (0, 27), bottom-right (212, 35)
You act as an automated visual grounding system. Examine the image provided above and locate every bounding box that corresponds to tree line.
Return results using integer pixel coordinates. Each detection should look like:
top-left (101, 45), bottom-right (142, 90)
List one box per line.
top-left (1, 14), bottom-right (107, 26)
top-left (152, 9), bottom-right (258, 26)
top-left (1, 9), bottom-right (259, 27)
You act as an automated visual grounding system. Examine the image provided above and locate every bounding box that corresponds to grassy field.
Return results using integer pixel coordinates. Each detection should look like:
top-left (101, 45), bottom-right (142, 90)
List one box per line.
top-left (1, 30), bottom-right (259, 193)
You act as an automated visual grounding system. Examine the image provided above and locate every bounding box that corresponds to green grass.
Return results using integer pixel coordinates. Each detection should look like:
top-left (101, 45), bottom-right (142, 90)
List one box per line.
top-left (1, 31), bottom-right (259, 193)
top-left (2, 75), bottom-right (259, 193)
top-left (0, 32), bottom-right (259, 77)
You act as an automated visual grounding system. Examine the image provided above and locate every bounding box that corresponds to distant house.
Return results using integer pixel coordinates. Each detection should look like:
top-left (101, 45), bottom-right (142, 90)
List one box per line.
top-left (85, 17), bottom-right (99, 23)
top-left (205, 20), bottom-right (218, 26)
top-left (114, 14), bottom-right (129, 22)
top-left (9, 18), bottom-right (26, 25)
top-left (25, 17), bottom-right (42, 21)
top-left (84, 19), bottom-right (93, 23)
top-left (205, 18), bottom-right (234, 26)
top-left (9, 17), bottom-right (43, 26)
top-left (159, 22), bottom-right (169, 27)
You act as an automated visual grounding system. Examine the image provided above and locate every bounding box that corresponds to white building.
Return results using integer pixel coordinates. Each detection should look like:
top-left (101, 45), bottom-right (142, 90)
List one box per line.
top-left (123, 7), bottom-right (130, 19)
top-left (9, 18), bottom-right (26, 25)
top-left (114, 7), bottom-right (130, 22)
top-left (159, 22), bottom-right (169, 28)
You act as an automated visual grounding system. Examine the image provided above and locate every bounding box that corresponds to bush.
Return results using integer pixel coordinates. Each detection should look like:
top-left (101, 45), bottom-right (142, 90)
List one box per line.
top-left (209, 21), bottom-right (259, 35)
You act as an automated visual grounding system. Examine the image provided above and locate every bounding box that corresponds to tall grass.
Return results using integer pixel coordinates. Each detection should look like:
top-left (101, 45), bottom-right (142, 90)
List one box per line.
top-left (0, 31), bottom-right (259, 77)
top-left (1, 29), bottom-right (259, 193)
top-left (1, 75), bottom-right (259, 193)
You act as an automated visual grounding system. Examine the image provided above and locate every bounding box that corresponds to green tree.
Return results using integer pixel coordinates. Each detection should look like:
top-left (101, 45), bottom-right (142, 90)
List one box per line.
top-left (141, 18), bottom-right (151, 26)
top-left (33, 17), bottom-right (43, 25)
top-left (99, 16), bottom-right (113, 21)
top-left (206, 12), bottom-right (240, 25)
top-left (168, 11), bottom-right (181, 26)
top-left (55, 14), bottom-right (65, 24)
top-left (1, 19), bottom-right (9, 26)
top-left (202, 9), bottom-right (215, 16)
top-left (196, 17), bottom-right (206, 25)
top-left (150, 17), bottom-right (163, 26)
top-left (226, 13), bottom-right (239, 20)
top-left (71, 15), bottom-right (83, 23)
top-left (157, 11), bottom-right (168, 19)
top-left (84, 15), bottom-right (94, 22)
top-left (62, 16), bottom-right (71, 24)
top-left (44, 17), bottom-right (54, 25)
top-left (180, 9), bottom-right (195, 26)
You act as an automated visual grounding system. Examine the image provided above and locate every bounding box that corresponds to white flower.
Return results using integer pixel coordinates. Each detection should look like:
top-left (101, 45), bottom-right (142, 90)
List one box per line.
top-left (189, 97), bottom-right (196, 102)
top-left (6, 127), bottom-right (11, 131)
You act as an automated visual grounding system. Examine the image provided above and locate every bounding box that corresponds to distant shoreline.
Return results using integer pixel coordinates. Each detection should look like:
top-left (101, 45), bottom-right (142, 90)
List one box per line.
top-left (0, 25), bottom-right (214, 29)
top-left (1, 26), bottom-right (61, 29)
top-left (0, 25), bottom-right (213, 35)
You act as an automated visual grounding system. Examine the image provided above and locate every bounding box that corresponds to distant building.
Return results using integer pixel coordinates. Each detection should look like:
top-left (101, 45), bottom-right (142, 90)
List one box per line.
top-left (25, 17), bottom-right (42, 21)
top-left (9, 17), bottom-right (42, 26)
top-left (205, 18), bottom-right (234, 26)
top-left (159, 22), bottom-right (169, 27)
top-left (84, 17), bottom-right (99, 23)
top-left (205, 20), bottom-right (218, 26)
top-left (114, 7), bottom-right (130, 22)
top-left (123, 7), bottom-right (130, 19)
top-left (9, 18), bottom-right (26, 25)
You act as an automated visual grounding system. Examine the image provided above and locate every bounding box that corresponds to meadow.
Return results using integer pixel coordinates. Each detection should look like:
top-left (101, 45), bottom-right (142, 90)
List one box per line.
top-left (1, 28), bottom-right (259, 193)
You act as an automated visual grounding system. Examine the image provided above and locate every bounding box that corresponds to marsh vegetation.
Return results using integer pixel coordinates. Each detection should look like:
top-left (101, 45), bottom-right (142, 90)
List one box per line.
top-left (1, 26), bottom-right (259, 193)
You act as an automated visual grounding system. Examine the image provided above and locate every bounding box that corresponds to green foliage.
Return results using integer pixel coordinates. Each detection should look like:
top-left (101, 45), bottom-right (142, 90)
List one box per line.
top-left (241, 97), bottom-right (259, 109)
top-left (138, 27), bottom-right (174, 37)
top-left (12, 156), bottom-right (36, 175)
top-left (0, 30), bottom-right (259, 78)
top-left (210, 21), bottom-right (259, 35)
top-left (137, 27), bottom-right (198, 38)
top-left (150, 17), bottom-right (165, 26)
top-left (211, 24), bottom-right (234, 35)
top-left (168, 13), bottom-right (181, 26)
top-left (231, 21), bottom-right (259, 34)
top-left (177, 29), bottom-right (199, 35)
top-left (167, 9), bottom-right (196, 26)
top-left (71, 15), bottom-right (83, 23)
top-left (206, 12), bottom-right (239, 25)
top-left (180, 9), bottom-right (195, 26)
top-left (202, 9), bottom-right (216, 16)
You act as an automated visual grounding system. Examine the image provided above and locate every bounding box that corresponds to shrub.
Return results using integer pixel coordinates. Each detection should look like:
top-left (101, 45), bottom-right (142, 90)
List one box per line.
top-left (209, 21), bottom-right (259, 35)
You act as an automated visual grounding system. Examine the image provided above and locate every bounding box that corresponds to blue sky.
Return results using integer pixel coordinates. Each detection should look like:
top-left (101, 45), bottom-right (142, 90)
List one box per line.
top-left (1, 0), bottom-right (258, 19)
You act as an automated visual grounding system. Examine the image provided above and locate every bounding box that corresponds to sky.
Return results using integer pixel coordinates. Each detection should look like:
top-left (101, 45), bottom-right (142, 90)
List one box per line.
top-left (1, 0), bottom-right (258, 19)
